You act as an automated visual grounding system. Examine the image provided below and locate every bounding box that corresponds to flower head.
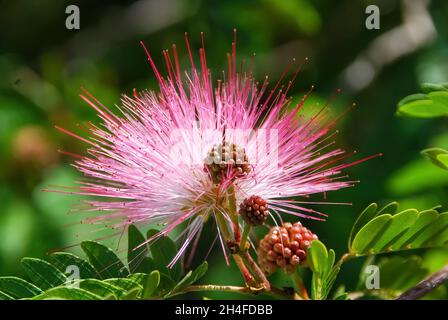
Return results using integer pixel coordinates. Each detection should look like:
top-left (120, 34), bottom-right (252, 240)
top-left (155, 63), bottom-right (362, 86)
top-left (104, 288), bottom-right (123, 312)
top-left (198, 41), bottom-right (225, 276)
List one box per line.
top-left (57, 32), bottom-right (379, 267)
top-left (258, 222), bottom-right (318, 275)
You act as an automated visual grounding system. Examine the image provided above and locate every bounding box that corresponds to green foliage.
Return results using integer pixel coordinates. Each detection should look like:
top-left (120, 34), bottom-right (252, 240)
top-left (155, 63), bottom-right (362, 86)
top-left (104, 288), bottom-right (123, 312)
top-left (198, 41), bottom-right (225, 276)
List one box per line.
top-left (81, 241), bottom-right (129, 279)
top-left (421, 148), bottom-right (448, 170)
top-left (0, 225), bottom-right (208, 300)
top-left (349, 202), bottom-right (448, 256)
top-left (21, 257), bottom-right (66, 290)
top-left (127, 225), bottom-right (150, 274)
top-left (397, 83), bottom-right (448, 118)
top-left (77, 279), bottom-right (128, 299)
top-left (0, 276), bottom-right (42, 299)
top-left (2, 202), bottom-right (447, 300)
top-left (49, 252), bottom-right (98, 279)
top-left (1, 203), bottom-right (447, 300)
top-left (348, 203), bottom-right (379, 248)
top-left (421, 83), bottom-right (448, 93)
top-left (141, 271), bottom-right (160, 298)
top-left (31, 287), bottom-right (102, 300)
top-left (146, 229), bottom-right (181, 281)
top-left (304, 202), bottom-right (448, 300)
top-left (306, 240), bottom-right (336, 300)
top-left (166, 261), bottom-right (208, 297)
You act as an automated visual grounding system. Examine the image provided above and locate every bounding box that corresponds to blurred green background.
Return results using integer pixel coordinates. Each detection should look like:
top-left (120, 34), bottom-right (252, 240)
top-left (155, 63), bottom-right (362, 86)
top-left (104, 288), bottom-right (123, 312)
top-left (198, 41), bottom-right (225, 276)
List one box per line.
top-left (1, 0), bottom-right (448, 298)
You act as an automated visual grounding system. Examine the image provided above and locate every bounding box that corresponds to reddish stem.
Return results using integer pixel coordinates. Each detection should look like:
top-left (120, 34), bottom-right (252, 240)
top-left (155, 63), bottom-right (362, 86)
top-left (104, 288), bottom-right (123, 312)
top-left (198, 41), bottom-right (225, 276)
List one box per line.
top-left (232, 254), bottom-right (255, 285)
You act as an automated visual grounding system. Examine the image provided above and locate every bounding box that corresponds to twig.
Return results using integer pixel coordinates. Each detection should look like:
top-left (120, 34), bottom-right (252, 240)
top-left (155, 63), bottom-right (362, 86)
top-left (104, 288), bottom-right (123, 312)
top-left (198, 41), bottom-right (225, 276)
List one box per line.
top-left (239, 223), bottom-right (251, 252)
top-left (232, 254), bottom-right (257, 286)
top-left (183, 284), bottom-right (251, 294)
top-left (242, 252), bottom-right (271, 291)
top-left (397, 265), bottom-right (448, 300)
top-left (181, 284), bottom-right (295, 300)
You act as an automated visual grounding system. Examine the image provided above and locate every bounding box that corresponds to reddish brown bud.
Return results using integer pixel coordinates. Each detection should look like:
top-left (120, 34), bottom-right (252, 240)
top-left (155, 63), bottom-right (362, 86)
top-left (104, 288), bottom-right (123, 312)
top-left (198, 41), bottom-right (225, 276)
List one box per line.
top-left (257, 221), bottom-right (318, 275)
top-left (239, 195), bottom-right (269, 226)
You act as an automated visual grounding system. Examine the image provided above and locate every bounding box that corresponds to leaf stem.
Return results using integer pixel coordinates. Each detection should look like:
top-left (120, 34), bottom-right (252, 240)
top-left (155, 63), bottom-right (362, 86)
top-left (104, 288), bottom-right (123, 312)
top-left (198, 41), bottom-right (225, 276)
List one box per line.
top-left (215, 210), bottom-right (231, 241)
top-left (181, 284), bottom-right (295, 299)
top-left (242, 251), bottom-right (271, 290)
top-left (292, 270), bottom-right (310, 300)
top-left (232, 254), bottom-right (256, 286)
top-left (227, 184), bottom-right (240, 242)
top-left (239, 223), bottom-right (251, 252)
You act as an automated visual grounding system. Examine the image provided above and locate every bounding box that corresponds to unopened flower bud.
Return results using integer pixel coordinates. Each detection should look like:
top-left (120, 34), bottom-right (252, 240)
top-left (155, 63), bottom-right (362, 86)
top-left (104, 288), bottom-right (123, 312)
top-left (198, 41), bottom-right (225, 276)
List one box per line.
top-left (257, 221), bottom-right (318, 275)
top-left (239, 195), bottom-right (269, 226)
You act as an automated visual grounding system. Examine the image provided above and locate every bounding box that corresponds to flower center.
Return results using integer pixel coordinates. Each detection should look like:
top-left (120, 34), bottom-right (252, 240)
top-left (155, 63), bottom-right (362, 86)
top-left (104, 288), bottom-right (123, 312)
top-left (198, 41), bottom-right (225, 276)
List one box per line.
top-left (204, 141), bottom-right (251, 184)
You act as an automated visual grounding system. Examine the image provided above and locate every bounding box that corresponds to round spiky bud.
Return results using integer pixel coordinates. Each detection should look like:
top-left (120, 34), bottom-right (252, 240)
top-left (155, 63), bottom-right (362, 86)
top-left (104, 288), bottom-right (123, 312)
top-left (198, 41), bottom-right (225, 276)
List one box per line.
top-left (257, 222), bottom-right (318, 275)
top-left (239, 195), bottom-right (269, 226)
top-left (204, 141), bottom-right (251, 184)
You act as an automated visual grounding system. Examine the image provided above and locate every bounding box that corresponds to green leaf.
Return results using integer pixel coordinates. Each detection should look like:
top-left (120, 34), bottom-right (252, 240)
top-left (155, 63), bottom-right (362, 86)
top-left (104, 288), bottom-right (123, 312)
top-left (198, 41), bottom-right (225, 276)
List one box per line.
top-left (325, 250), bottom-right (340, 295)
top-left (166, 261), bottom-right (208, 297)
top-left (348, 202), bottom-right (400, 250)
top-left (49, 252), bottom-right (98, 279)
top-left (127, 273), bottom-right (147, 285)
top-left (409, 213), bottom-right (448, 248)
top-left (81, 241), bottom-right (129, 279)
top-left (398, 93), bottom-right (428, 107)
top-left (332, 284), bottom-right (346, 300)
top-left (30, 287), bottom-right (101, 300)
top-left (308, 240), bottom-right (328, 275)
top-left (128, 225), bottom-right (150, 273)
top-left (21, 258), bottom-right (66, 290)
top-left (351, 214), bottom-right (390, 254)
top-left (78, 279), bottom-right (127, 299)
top-left (397, 91), bottom-right (448, 118)
top-left (146, 229), bottom-right (181, 281)
top-left (421, 148), bottom-right (448, 170)
top-left (371, 209), bottom-right (419, 252)
top-left (421, 82), bottom-right (448, 93)
top-left (350, 203), bottom-right (448, 255)
top-left (132, 257), bottom-right (156, 274)
top-left (126, 271), bottom-right (165, 299)
top-left (0, 277), bottom-right (42, 299)
top-left (307, 240), bottom-right (335, 300)
top-left (334, 292), bottom-right (348, 300)
top-left (437, 154), bottom-right (448, 170)
top-left (377, 202), bottom-right (399, 216)
top-left (154, 272), bottom-right (176, 297)
top-left (104, 278), bottom-right (142, 293)
top-left (348, 203), bottom-right (378, 248)
top-left (391, 210), bottom-right (438, 249)
top-left (142, 270), bottom-right (160, 298)
top-left (0, 290), bottom-right (14, 300)
top-left (121, 287), bottom-right (141, 300)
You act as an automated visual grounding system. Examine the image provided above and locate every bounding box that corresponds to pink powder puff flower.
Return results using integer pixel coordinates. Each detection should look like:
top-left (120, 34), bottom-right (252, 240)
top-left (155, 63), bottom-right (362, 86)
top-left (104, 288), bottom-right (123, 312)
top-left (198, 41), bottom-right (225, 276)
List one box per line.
top-left (56, 32), bottom-right (380, 267)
